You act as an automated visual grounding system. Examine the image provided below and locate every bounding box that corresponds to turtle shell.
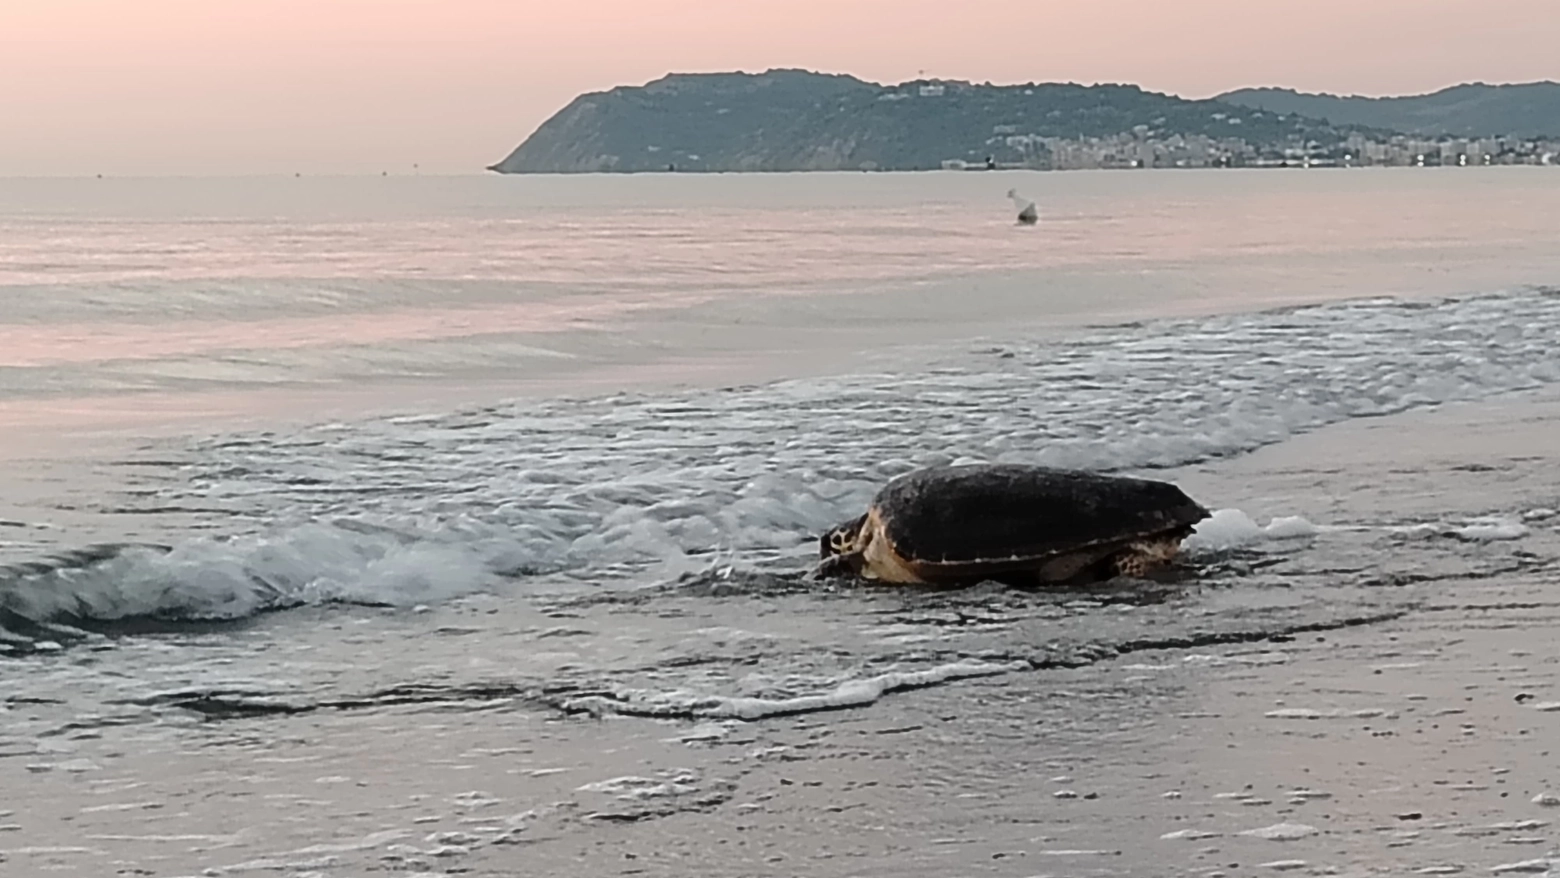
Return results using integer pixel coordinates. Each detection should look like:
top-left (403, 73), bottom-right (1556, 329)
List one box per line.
top-left (871, 464), bottom-right (1208, 567)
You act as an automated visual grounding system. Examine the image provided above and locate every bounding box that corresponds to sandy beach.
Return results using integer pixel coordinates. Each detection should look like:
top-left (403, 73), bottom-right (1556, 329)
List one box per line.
top-left (5, 383), bottom-right (1556, 876)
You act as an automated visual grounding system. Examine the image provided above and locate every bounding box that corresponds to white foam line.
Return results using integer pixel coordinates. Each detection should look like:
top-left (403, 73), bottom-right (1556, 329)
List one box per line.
top-left (563, 660), bottom-right (1028, 720)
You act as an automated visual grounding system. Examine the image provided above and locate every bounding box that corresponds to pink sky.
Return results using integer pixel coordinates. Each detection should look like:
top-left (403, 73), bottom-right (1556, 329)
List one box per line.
top-left (2, 0), bottom-right (1556, 176)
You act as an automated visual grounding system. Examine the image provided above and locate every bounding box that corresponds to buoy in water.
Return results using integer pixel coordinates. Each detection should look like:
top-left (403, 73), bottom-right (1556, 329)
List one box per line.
top-left (1007, 188), bottom-right (1039, 225)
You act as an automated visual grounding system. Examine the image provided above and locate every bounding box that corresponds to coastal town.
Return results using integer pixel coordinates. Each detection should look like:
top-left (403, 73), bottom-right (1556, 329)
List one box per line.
top-left (954, 127), bottom-right (1560, 171)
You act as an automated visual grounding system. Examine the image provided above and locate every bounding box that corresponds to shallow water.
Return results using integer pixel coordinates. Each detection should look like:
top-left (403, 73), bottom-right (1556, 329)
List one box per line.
top-left (4, 169), bottom-right (1558, 415)
top-left (3, 169), bottom-right (1560, 876)
top-left (4, 287), bottom-right (1559, 628)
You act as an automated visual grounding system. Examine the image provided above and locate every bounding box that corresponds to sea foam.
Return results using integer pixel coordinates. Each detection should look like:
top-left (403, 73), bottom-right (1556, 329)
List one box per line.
top-left (6, 289), bottom-right (1559, 629)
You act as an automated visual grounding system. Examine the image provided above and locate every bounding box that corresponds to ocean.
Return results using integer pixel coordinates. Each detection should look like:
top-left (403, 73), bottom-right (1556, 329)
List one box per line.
top-left (3, 168), bottom-right (1560, 876)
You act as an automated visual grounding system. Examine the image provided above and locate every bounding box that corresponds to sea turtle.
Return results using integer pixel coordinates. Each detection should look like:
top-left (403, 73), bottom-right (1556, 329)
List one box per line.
top-left (816, 463), bottom-right (1210, 586)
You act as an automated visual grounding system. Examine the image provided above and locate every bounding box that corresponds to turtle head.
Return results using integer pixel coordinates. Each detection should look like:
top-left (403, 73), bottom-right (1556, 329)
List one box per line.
top-left (819, 514), bottom-right (868, 559)
top-left (814, 513), bottom-right (869, 580)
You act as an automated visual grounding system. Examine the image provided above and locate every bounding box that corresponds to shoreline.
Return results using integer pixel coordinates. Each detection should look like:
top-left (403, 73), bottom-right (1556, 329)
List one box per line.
top-left (3, 281), bottom-right (1556, 573)
top-left (4, 386), bottom-right (1559, 876)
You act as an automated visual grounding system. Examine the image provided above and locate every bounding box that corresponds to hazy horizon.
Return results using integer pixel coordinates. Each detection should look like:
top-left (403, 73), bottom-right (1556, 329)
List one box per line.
top-left (4, 0), bottom-right (1557, 177)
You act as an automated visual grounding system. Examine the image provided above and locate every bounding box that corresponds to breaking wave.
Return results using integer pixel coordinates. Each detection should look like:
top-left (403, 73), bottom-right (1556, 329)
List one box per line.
top-left (5, 288), bottom-right (1559, 639)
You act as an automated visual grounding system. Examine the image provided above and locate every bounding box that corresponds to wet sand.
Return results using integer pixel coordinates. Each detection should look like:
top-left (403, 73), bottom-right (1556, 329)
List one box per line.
top-left (5, 390), bottom-right (1557, 876)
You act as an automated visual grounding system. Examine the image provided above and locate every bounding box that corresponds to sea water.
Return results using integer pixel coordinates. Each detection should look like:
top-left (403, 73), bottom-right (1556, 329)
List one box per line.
top-left (2, 168), bottom-right (1559, 875)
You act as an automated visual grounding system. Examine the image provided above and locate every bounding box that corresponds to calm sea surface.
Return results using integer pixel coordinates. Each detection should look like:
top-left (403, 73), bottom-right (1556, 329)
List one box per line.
top-left (3, 170), bottom-right (1557, 419)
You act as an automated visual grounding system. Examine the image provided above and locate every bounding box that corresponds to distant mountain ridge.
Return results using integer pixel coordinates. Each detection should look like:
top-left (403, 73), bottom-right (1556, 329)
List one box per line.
top-left (1217, 82), bottom-right (1560, 139)
top-left (489, 71), bottom-right (1560, 174)
top-left (488, 69), bottom-right (1380, 174)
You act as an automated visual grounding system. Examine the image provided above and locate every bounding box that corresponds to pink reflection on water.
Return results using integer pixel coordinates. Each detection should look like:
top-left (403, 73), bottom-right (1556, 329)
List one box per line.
top-left (2, 171), bottom-right (1556, 385)
top-left (0, 290), bottom-right (728, 368)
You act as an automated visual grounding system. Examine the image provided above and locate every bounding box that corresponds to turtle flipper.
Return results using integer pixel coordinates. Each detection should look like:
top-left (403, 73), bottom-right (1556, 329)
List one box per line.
top-left (811, 551), bottom-right (864, 581)
top-left (1107, 536), bottom-right (1186, 580)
